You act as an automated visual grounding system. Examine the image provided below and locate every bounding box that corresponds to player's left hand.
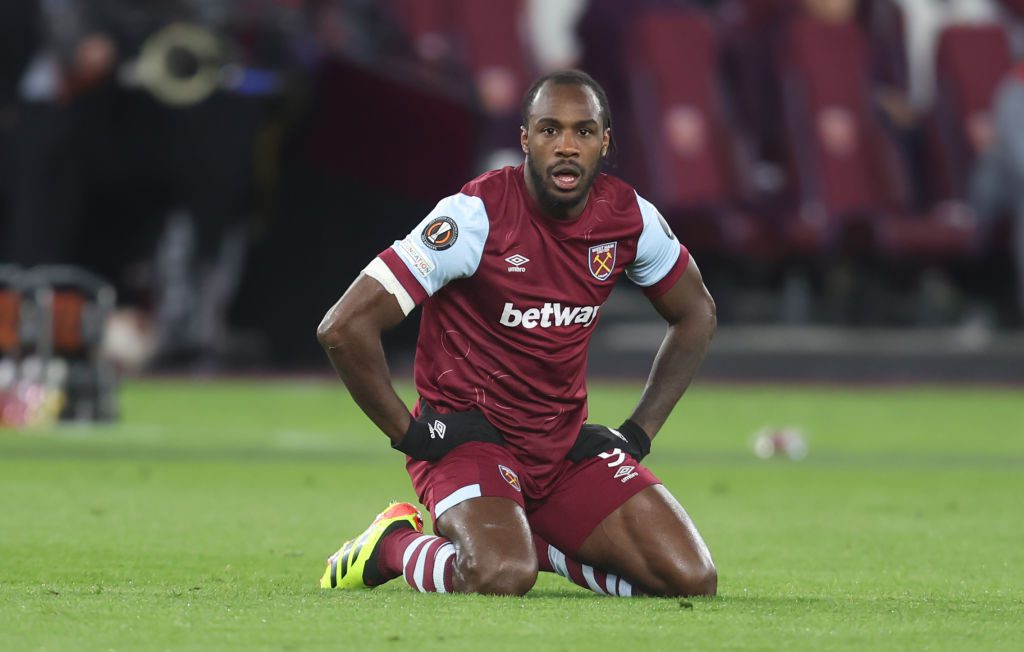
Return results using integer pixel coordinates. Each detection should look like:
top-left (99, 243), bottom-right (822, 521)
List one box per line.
top-left (567, 420), bottom-right (651, 462)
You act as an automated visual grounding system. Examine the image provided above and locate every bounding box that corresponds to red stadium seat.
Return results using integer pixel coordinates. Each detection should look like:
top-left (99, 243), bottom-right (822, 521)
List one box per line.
top-left (621, 9), bottom-right (773, 257)
top-left (388, 0), bottom-right (530, 153)
top-left (389, 0), bottom-right (449, 46)
top-left (779, 15), bottom-right (977, 259)
top-left (0, 290), bottom-right (19, 355)
top-left (930, 23), bottom-right (1014, 200)
top-left (0, 266), bottom-right (23, 357)
top-left (452, 0), bottom-right (532, 118)
top-left (998, 0), bottom-right (1024, 17)
top-left (389, 0), bottom-right (531, 118)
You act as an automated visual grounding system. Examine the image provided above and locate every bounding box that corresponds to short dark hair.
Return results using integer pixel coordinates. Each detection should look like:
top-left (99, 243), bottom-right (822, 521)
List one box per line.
top-left (520, 70), bottom-right (616, 160)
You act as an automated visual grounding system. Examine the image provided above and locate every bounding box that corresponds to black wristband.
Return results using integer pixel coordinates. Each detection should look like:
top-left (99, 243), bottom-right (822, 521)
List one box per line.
top-left (392, 419), bottom-right (435, 459)
top-left (617, 419), bottom-right (651, 461)
top-left (393, 404), bottom-right (504, 461)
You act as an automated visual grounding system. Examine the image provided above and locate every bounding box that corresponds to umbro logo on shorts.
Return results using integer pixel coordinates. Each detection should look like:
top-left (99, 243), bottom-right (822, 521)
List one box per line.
top-left (614, 464), bottom-right (639, 484)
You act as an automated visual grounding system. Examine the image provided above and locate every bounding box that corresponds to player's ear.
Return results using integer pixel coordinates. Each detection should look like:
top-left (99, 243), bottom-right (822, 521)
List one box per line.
top-left (602, 128), bottom-right (611, 157)
top-left (520, 125), bottom-right (529, 154)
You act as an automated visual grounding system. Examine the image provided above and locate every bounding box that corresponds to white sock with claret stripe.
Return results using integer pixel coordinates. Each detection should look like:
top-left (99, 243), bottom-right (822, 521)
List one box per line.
top-left (396, 532), bottom-right (456, 593)
top-left (533, 534), bottom-right (638, 597)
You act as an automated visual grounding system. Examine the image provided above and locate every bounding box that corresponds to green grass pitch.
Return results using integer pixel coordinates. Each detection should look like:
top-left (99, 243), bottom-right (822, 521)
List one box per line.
top-left (1, 379), bottom-right (1022, 651)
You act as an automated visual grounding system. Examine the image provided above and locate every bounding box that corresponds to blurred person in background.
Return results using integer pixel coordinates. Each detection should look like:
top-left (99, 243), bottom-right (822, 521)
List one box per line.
top-left (388, 0), bottom-right (587, 172)
top-left (125, 0), bottom-right (304, 368)
top-left (877, 2), bottom-right (1024, 209)
top-left (525, 0), bottom-right (587, 73)
top-left (2, 0), bottom-right (307, 369)
top-left (386, 0), bottom-right (532, 170)
top-left (1, 0), bottom-right (117, 267)
top-left (970, 61), bottom-right (1024, 322)
top-left (888, 0), bottom-right (1001, 112)
top-left (0, 0), bottom-right (42, 231)
top-left (309, 0), bottom-right (410, 64)
top-left (797, 0), bottom-right (932, 208)
top-left (316, 70), bottom-right (717, 598)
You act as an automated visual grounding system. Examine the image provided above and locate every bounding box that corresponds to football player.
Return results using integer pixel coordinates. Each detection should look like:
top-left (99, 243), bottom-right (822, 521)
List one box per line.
top-left (317, 70), bottom-right (717, 597)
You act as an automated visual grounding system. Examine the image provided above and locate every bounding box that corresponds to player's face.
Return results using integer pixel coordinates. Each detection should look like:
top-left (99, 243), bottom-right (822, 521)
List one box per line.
top-left (521, 83), bottom-right (610, 219)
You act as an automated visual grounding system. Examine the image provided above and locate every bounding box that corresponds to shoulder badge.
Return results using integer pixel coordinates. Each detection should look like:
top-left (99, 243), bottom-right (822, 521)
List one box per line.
top-left (421, 216), bottom-right (459, 251)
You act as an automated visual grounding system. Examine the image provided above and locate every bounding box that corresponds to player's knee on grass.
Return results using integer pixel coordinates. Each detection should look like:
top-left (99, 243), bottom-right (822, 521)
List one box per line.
top-left (454, 548), bottom-right (538, 596)
top-left (437, 497), bottom-right (537, 595)
top-left (646, 557), bottom-right (717, 597)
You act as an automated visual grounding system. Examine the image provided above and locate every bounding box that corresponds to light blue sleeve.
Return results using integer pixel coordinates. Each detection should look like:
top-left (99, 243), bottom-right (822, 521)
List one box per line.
top-left (389, 193), bottom-right (490, 297)
top-left (625, 192), bottom-right (682, 287)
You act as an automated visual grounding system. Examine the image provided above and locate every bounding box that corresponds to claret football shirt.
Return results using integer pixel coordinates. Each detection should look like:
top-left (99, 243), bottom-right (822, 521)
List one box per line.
top-left (365, 164), bottom-right (688, 489)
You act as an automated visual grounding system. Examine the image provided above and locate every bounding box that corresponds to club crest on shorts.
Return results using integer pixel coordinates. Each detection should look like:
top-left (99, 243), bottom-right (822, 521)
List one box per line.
top-left (498, 465), bottom-right (521, 492)
top-left (588, 242), bottom-right (617, 281)
top-left (421, 216), bottom-right (459, 251)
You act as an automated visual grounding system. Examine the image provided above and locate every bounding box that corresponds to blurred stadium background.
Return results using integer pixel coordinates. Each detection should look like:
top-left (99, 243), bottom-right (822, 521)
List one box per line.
top-left (3, 0), bottom-right (1024, 401)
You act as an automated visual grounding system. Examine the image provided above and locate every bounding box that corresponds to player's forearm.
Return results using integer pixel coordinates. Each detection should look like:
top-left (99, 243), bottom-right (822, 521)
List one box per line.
top-left (629, 308), bottom-right (716, 440)
top-left (319, 325), bottom-right (411, 445)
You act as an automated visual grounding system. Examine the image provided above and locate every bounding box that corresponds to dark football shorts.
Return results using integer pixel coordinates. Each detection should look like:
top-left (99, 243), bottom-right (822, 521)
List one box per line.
top-left (406, 442), bottom-right (660, 556)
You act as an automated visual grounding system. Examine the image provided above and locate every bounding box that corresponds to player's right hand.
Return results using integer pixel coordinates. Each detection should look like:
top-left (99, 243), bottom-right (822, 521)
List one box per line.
top-left (393, 403), bottom-right (504, 461)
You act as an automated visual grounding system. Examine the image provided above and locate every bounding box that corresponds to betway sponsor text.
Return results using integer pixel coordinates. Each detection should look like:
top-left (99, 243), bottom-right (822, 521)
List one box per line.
top-left (498, 302), bottom-right (601, 329)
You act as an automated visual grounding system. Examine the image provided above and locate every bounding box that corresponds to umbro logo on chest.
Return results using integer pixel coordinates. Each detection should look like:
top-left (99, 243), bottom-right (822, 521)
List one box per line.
top-left (504, 254), bottom-right (530, 273)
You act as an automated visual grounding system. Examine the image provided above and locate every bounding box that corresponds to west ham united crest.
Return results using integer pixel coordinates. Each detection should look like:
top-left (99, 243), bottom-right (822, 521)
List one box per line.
top-left (588, 242), bottom-right (617, 281)
top-left (498, 465), bottom-right (521, 492)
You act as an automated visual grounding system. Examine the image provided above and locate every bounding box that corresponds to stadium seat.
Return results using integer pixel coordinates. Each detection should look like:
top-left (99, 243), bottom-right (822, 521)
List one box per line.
top-left (930, 23), bottom-right (1014, 200)
top-left (0, 265), bottom-right (48, 360)
top-left (0, 266), bottom-right (23, 359)
top-left (451, 0), bottom-right (531, 97)
top-left (390, 0), bottom-right (531, 115)
top-left (998, 0), bottom-right (1024, 18)
top-left (22, 267), bottom-right (113, 359)
top-left (387, 0), bottom-right (467, 76)
top-left (621, 8), bottom-right (774, 258)
top-left (388, 0), bottom-right (451, 56)
top-left (778, 15), bottom-right (977, 259)
top-left (21, 266), bottom-right (118, 421)
top-left (389, 0), bottom-right (531, 154)
top-left (0, 266), bottom-right (117, 424)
